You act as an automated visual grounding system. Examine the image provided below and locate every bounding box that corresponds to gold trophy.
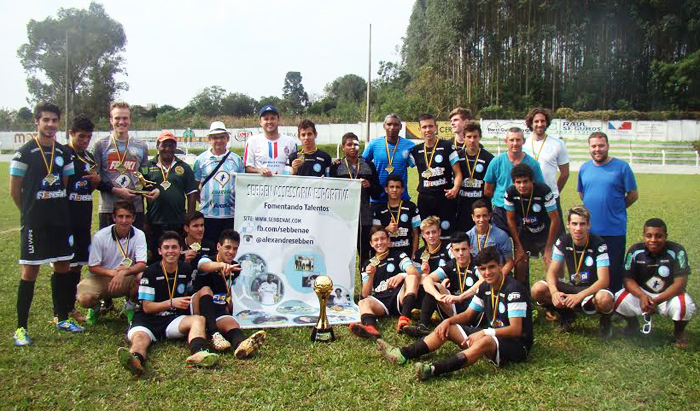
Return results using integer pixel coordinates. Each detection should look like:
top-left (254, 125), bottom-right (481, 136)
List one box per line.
top-left (132, 171), bottom-right (158, 194)
top-left (311, 275), bottom-right (336, 343)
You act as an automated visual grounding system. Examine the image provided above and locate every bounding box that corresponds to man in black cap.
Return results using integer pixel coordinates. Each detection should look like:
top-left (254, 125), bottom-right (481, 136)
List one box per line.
top-left (243, 105), bottom-right (297, 176)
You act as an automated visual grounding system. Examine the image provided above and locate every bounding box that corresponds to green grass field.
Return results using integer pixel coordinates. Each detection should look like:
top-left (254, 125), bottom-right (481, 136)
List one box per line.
top-left (0, 162), bottom-right (699, 410)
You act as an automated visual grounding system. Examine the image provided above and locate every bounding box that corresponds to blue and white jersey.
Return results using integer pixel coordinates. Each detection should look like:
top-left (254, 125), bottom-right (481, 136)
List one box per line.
top-left (194, 148), bottom-right (244, 219)
top-left (552, 234), bottom-right (609, 286)
top-left (362, 136), bottom-right (415, 202)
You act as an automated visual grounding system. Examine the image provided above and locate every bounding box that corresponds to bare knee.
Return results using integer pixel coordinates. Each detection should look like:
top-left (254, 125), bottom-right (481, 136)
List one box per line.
top-left (531, 282), bottom-right (549, 302)
top-left (595, 291), bottom-right (614, 313)
top-left (77, 293), bottom-right (98, 308)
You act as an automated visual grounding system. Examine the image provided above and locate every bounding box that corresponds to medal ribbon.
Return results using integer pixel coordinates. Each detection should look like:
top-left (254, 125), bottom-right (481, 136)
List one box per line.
top-left (532, 135), bottom-right (547, 161)
top-left (423, 141), bottom-right (438, 172)
top-left (572, 238), bottom-right (589, 278)
top-left (161, 261), bottom-right (179, 302)
top-left (217, 254), bottom-right (234, 300)
top-left (384, 138), bottom-right (399, 171)
top-left (375, 250), bottom-right (389, 262)
top-left (520, 190), bottom-right (534, 219)
top-left (68, 142), bottom-right (96, 168)
top-left (113, 227), bottom-right (130, 260)
top-left (158, 159), bottom-right (173, 184)
top-left (465, 148), bottom-right (481, 180)
top-left (456, 262), bottom-right (468, 292)
top-left (427, 241), bottom-right (442, 256)
top-left (344, 157), bottom-right (358, 180)
top-left (111, 133), bottom-right (130, 168)
top-left (388, 201), bottom-right (403, 225)
top-left (490, 274), bottom-right (506, 326)
top-left (33, 138), bottom-right (55, 177)
top-left (477, 226), bottom-right (492, 251)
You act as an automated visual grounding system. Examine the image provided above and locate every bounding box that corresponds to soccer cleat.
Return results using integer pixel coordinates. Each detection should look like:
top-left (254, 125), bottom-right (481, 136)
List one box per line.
top-left (376, 339), bottom-right (406, 365)
top-left (13, 327), bottom-right (32, 346)
top-left (402, 323), bottom-right (431, 338)
top-left (396, 315), bottom-right (412, 333)
top-left (674, 337), bottom-right (689, 349)
top-left (349, 323), bottom-right (381, 340)
top-left (118, 347), bottom-right (145, 376)
top-left (86, 307), bottom-right (100, 326)
top-left (211, 332), bottom-right (232, 351)
top-left (622, 316), bottom-right (641, 336)
top-left (234, 330), bottom-right (265, 359)
top-left (410, 308), bottom-right (421, 321)
top-left (431, 311), bottom-right (442, 324)
top-left (415, 362), bottom-right (434, 381)
top-left (598, 315), bottom-right (612, 340)
top-left (186, 350), bottom-right (220, 367)
top-left (554, 311), bottom-right (576, 333)
top-left (56, 319), bottom-right (85, 333)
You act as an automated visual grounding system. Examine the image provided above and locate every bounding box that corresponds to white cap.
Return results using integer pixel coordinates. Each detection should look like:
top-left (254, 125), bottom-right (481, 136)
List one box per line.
top-left (207, 121), bottom-right (228, 136)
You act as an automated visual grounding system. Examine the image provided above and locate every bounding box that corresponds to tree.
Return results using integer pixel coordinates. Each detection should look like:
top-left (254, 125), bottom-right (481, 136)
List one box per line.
top-left (17, 2), bottom-right (127, 122)
top-left (222, 93), bottom-right (258, 117)
top-left (187, 86), bottom-right (227, 117)
top-left (282, 71), bottom-right (309, 115)
top-left (325, 74), bottom-right (367, 103)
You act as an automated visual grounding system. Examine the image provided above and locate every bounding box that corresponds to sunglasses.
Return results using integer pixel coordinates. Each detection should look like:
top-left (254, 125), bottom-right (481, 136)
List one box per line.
top-left (641, 313), bottom-right (653, 335)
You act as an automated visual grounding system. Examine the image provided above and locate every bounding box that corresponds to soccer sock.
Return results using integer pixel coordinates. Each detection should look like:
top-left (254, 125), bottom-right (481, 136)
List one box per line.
top-left (400, 293), bottom-right (417, 317)
top-left (360, 314), bottom-right (377, 328)
top-left (189, 337), bottom-right (209, 354)
top-left (420, 294), bottom-right (438, 325)
top-left (51, 273), bottom-right (59, 317)
top-left (17, 280), bottom-right (36, 329)
top-left (399, 339), bottom-right (430, 360)
top-left (431, 352), bottom-right (468, 376)
top-left (225, 328), bottom-right (246, 349)
top-left (198, 295), bottom-right (218, 335)
top-left (54, 272), bottom-right (72, 322)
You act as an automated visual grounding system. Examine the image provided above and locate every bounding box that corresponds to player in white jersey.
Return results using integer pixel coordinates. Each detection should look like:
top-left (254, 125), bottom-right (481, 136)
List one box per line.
top-left (258, 275), bottom-right (279, 305)
top-left (244, 105), bottom-right (297, 176)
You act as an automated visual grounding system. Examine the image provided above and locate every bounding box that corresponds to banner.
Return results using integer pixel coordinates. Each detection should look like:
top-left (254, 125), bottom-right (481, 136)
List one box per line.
top-left (232, 174), bottom-right (362, 328)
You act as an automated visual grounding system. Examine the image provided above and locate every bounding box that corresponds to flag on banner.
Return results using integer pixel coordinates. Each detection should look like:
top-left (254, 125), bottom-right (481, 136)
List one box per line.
top-left (232, 173), bottom-right (362, 328)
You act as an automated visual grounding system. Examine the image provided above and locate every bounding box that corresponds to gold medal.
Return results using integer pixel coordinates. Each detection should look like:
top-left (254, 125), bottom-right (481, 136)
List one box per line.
top-left (572, 238), bottom-right (589, 286)
top-left (161, 181), bottom-right (171, 190)
top-left (369, 256), bottom-right (381, 267)
top-left (189, 242), bottom-right (201, 251)
top-left (115, 163), bottom-right (127, 174)
top-left (298, 152), bottom-right (306, 162)
top-left (492, 320), bottom-right (504, 328)
top-left (87, 164), bottom-right (97, 174)
top-left (385, 165), bottom-right (394, 174)
top-left (572, 272), bottom-right (582, 285)
top-left (421, 250), bottom-right (431, 262)
top-left (120, 257), bottom-right (133, 267)
top-left (421, 169), bottom-right (433, 179)
top-left (466, 178), bottom-right (475, 186)
top-left (43, 173), bottom-right (58, 186)
top-left (226, 295), bottom-right (232, 305)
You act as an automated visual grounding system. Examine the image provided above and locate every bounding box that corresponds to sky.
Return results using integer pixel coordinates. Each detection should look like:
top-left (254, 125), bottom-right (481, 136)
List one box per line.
top-left (0, 0), bottom-right (414, 110)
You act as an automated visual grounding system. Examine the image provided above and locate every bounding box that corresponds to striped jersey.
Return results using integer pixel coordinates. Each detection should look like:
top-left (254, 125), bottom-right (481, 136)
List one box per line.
top-left (243, 133), bottom-right (297, 175)
top-left (193, 149), bottom-right (244, 219)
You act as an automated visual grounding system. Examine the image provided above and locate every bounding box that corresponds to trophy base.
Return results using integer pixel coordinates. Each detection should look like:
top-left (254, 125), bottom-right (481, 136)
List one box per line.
top-left (310, 326), bottom-right (336, 343)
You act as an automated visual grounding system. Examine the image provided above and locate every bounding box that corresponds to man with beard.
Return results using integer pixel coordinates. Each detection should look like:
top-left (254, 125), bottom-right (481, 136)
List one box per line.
top-left (244, 105), bottom-right (297, 176)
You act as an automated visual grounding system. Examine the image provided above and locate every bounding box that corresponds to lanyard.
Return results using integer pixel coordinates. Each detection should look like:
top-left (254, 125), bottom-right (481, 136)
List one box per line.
top-left (69, 142), bottom-right (96, 168)
top-left (344, 157), bottom-right (358, 180)
top-left (114, 229), bottom-right (130, 260)
top-left (520, 190), bottom-right (534, 219)
top-left (477, 226), bottom-right (492, 251)
top-left (158, 160), bottom-right (173, 182)
top-left (456, 262), bottom-right (468, 292)
top-left (490, 275), bottom-right (506, 325)
top-left (161, 261), bottom-right (179, 302)
top-left (388, 201), bottom-right (403, 225)
top-left (465, 148), bottom-right (481, 180)
top-left (531, 136), bottom-right (547, 161)
top-left (111, 133), bottom-right (130, 166)
top-left (33, 138), bottom-right (55, 176)
top-left (423, 141), bottom-right (438, 170)
top-left (384, 138), bottom-right (399, 172)
top-left (573, 238), bottom-right (590, 276)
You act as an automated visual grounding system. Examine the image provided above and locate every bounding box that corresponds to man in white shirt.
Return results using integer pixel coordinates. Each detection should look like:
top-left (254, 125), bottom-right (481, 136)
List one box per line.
top-left (258, 275), bottom-right (279, 305)
top-left (523, 108), bottom-right (570, 234)
top-left (244, 105), bottom-right (297, 176)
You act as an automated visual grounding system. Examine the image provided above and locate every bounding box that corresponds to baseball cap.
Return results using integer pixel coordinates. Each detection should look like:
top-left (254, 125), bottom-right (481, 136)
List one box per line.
top-left (157, 130), bottom-right (177, 143)
top-left (207, 121), bottom-right (228, 136)
top-left (259, 104), bottom-right (279, 117)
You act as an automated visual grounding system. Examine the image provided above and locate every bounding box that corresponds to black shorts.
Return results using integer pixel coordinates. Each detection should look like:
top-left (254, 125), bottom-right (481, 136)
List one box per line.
top-left (545, 280), bottom-right (614, 315)
top-left (519, 229), bottom-right (548, 257)
top-left (417, 192), bottom-right (457, 238)
top-left (70, 228), bottom-right (91, 267)
top-left (190, 301), bottom-right (233, 321)
top-left (20, 225), bottom-right (73, 265)
top-left (491, 206), bottom-right (510, 235)
top-left (368, 287), bottom-right (403, 316)
top-left (128, 313), bottom-right (186, 342)
top-left (458, 325), bottom-right (529, 366)
top-left (455, 199), bottom-right (476, 233)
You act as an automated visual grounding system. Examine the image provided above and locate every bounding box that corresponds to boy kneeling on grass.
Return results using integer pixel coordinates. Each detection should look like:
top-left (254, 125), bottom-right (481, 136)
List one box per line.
top-left (118, 231), bottom-right (219, 376)
top-left (350, 226), bottom-right (421, 339)
top-left (191, 229), bottom-right (265, 357)
top-left (377, 246), bottom-right (533, 381)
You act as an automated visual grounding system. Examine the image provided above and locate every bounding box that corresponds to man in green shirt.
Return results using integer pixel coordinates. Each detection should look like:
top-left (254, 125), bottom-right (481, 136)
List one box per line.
top-left (143, 131), bottom-right (198, 262)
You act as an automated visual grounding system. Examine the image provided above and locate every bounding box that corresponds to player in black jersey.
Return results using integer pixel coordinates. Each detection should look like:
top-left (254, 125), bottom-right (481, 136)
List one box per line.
top-left (409, 114), bottom-right (462, 239)
top-left (191, 229), bottom-right (265, 357)
top-left (285, 120), bottom-right (332, 177)
top-left (372, 175), bottom-right (421, 258)
top-left (453, 122), bottom-right (494, 233)
top-left (531, 206), bottom-right (615, 338)
top-left (504, 163), bottom-right (560, 284)
top-left (404, 232), bottom-right (483, 337)
top-left (330, 132), bottom-right (382, 262)
top-left (57, 114), bottom-right (104, 325)
top-left (118, 232), bottom-right (219, 376)
top-left (181, 211), bottom-right (216, 276)
top-left (350, 227), bottom-right (422, 339)
top-left (615, 219), bottom-right (696, 348)
top-left (377, 246), bottom-right (533, 380)
top-left (10, 103), bottom-right (80, 345)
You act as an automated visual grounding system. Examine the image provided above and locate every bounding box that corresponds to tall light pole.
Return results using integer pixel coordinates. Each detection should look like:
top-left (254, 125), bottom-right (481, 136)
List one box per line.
top-left (365, 24), bottom-right (371, 142)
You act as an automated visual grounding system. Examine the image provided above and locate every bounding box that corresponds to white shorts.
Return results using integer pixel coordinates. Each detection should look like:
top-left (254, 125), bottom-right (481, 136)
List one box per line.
top-left (614, 289), bottom-right (696, 321)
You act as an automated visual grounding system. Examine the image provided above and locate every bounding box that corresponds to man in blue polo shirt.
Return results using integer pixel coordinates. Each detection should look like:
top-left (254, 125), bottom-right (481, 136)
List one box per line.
top-left (578, 131), bottom-right (638, 293)
top-left (362, 113), bottom-right (415, 202)
top-left (484, 127), bottom-right (544, 233)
